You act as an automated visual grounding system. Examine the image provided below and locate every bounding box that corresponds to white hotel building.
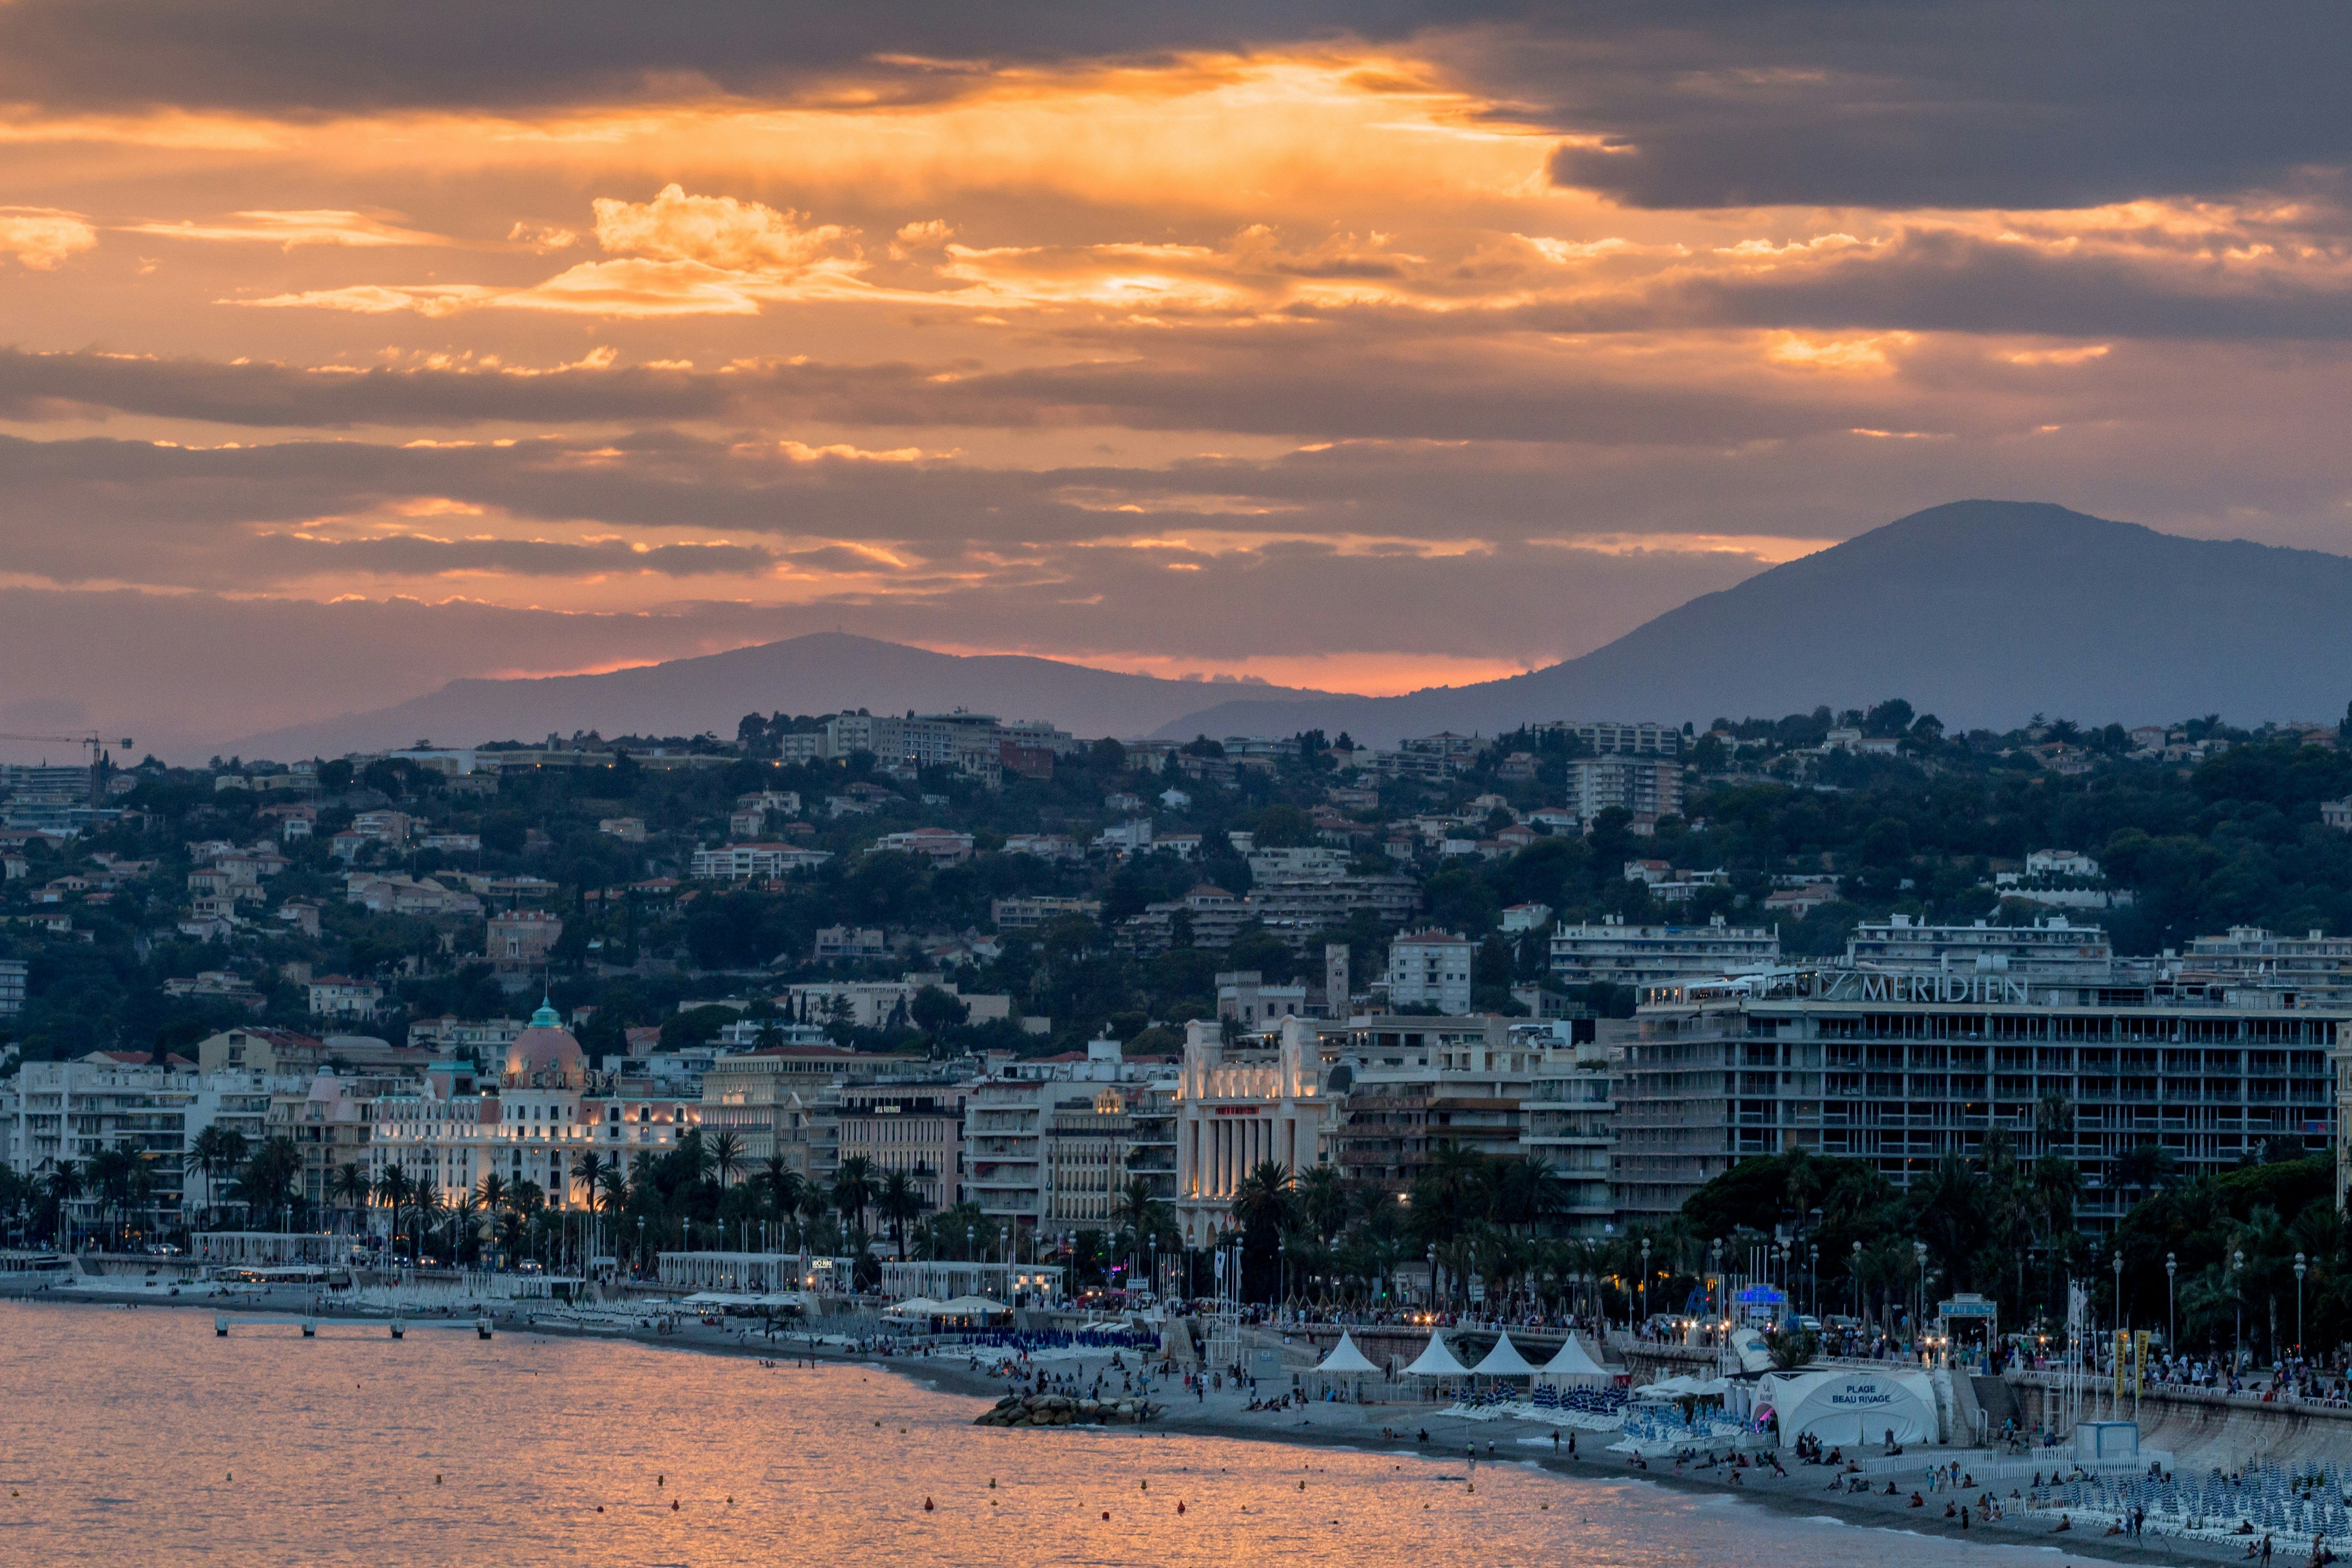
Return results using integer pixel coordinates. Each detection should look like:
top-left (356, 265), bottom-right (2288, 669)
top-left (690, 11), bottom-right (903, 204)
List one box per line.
top-left (1172, 1018), bottom-right (1328, 1246)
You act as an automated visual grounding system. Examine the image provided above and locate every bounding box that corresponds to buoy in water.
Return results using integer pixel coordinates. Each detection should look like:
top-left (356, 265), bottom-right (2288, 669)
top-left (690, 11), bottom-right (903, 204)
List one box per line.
top-left (435, 1475), bottom-right (442, 1485)
top-left (671, 1500), bottom-right (680, 1511)
top-left (923, 1498), bottom-right (934, 1512)
top-left (596, 1506), bottom-right (603, 1513)
top-left (1176, 1501), bottom-right (1186, 1514)
top-left (657, 1475), bottom-right (665, 1486)
top-left (1140, 1480), bottom-right (1147, 1491)
top-left (989, 1478), bottom-right (997, 1489)
top-left (1298, 1480), bottom-right (1306, 1491)
top-left (1101, 1511), bottom-right (1110, 1521)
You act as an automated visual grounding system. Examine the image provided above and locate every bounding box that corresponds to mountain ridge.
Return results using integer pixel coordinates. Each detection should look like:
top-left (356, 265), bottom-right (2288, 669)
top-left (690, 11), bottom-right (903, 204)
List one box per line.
top-left (1146, 500), bottom-right (2352, 743)
top-left (226, 632), bottom-right (1340, 758)
top-left (230, 501), bottom-right (2352, 758)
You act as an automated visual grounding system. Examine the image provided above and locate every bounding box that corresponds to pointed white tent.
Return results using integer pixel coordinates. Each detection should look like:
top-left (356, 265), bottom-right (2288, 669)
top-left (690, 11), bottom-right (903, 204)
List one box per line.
top-left (1470, 1330), bottom-right (1539, 1379)
top-left (1314, 1332), bottom-right (1382, 1375)
top-left (1401, 1329), bottom-right (1470, 1379)
top-left (1537, 1333), bottom-right (1612, 1387)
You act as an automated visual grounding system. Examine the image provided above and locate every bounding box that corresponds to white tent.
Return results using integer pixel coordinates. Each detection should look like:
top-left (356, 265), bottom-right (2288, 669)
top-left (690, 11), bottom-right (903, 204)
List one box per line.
top-left (1470, 1331), bottom-right (1539, 1379)
top-left (1536, 1334), bottom-right (1612, 1387)
top-left (881, 1297), bottom-right (944, 1323)
top-left (1755, 1368), bottom-right (1938, 1447)
top-left (1314, 1332), bottom-right (1382, 1375)
top-left (1401, 1329), bottom-right (1470, 1379)
top-left (934, 1294), bottom-right (1011, 1320)
top-left (1633, 1374), bottom-right (1702, 1399)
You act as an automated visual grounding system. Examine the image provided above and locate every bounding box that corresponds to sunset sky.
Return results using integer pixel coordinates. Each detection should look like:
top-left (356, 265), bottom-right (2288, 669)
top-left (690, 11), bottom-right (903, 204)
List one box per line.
top-left (6, 2), bottom-right (2352, 752)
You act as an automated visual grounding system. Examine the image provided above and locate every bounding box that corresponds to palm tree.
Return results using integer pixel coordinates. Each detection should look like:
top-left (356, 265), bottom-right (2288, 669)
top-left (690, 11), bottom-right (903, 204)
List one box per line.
top-left (330, 1162), bottom-right (371, 1236)
top-left (598, 1163), bottom-right (631, 1222)
top-left (184, 1125), bottom-right (249, 1231)
top-left (88, 1145), bottom-right (135, 1250)
top-left (449, 1192), bottom-right (483, 1266)
top-left (1111, 1175), bottom-right (1173, 1287)
top-left (476, 1171), bottom-right (510, 1215)
top-left (412, 1181), bottom-right (446, 1264)
top-left (373, 1166), bottom-right (412, 1259)
top-left (760, 1155), bottom-right (803, 1240)
top-left (798, 1183), bottom-right (832, 1253)
top-left (709, 1130), bottom-right (745, 1188)
top-left (46, 1161), bottom-right (83, 1247)
top-left (875, 1168), bottom-right (927, 1260)
top-left (570, 1152), bottom-right (609, 1213)
top-left (676, 1128), bottom-right (711, 1186)
top-left (832, 1156), bottom-right (877, 1233)
top-left (233, 1137), bottom-right (303, 1235)
top-left (1294, 1166), bottom-right (1348, 1244)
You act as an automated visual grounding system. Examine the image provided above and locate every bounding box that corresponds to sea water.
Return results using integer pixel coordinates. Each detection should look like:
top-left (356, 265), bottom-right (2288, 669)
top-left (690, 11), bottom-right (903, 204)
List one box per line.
top-left (0, 1301), bottom-right (2061, 1566)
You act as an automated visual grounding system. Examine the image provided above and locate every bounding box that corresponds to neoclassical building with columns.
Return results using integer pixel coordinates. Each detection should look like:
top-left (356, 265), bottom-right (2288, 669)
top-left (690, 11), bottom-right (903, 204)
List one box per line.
top-left (1172, 1017), bottom-right (1330, 1246)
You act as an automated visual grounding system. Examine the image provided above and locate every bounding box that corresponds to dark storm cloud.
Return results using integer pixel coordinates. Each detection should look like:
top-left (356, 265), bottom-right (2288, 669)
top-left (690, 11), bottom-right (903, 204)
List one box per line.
top-left (5, 3), bottom-right (2347, 212)
top-left (0, 0), bottom-right (1497, 113)
top-left (1510, 2), bottom-right (2352, 210)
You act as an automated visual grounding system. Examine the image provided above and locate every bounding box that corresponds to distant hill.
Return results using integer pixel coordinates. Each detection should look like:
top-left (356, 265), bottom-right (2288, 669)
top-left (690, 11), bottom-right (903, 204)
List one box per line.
top-left (229, 632), bottom-right (1337, 757)
top-left (1146, 500), bottom-right (2352, 744)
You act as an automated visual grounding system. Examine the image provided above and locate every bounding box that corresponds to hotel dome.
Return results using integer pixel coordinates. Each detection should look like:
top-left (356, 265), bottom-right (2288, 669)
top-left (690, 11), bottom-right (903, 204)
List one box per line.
top-left (504, 999), bottom-right (587, 1087)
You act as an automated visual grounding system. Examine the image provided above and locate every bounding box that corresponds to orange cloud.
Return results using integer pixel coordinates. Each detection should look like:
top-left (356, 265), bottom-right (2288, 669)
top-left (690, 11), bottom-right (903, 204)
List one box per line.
top-left (121, 209), bottom-right (451, 248)
top-left (0, 206), bottom-right (97, 268)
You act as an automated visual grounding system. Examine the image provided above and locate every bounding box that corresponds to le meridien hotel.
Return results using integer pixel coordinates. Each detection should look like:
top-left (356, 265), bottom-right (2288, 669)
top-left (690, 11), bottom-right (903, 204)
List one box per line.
top-left (1617, 962), bottom-right (2339, 1231)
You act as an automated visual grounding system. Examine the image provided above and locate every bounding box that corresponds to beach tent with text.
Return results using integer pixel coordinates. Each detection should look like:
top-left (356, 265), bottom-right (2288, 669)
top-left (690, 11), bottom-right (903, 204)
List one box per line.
top-left (1755, 1368), bottom-right (1937, 1446)
top-left (1401, 1329), bottom-right (1470, 1381)
top-left (1535, 1334), bottom-right (1612, 1388)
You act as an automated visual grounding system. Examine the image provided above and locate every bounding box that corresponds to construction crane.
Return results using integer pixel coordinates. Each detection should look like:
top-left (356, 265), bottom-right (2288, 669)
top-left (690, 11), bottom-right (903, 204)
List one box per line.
top-left (0, 731), bottom-right (135, 808)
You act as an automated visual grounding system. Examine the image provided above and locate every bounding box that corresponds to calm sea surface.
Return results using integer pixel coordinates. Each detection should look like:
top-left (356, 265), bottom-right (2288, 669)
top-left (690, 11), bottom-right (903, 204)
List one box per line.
top-left (0, 1301), bottom-right (2063, 1566)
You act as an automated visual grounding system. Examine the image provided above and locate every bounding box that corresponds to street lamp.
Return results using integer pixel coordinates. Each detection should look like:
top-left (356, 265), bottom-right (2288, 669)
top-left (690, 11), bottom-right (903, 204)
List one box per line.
top-left (2232, 1248), bottom-right (2245, 1379)
top-left (1640, 1238), bottom-right (1651, 1329)
top-left (2166, 1252), bottom-right (2177, 1353)
top-left (2296, 1251), bottom-right (2308, 1360)
top-left (1852, 1240), bottom-right (1863, 1328)
top-left (1912, 1241), bottom-right (1927, 1349)
top-left (1711, 1238), bottom-right (1724, 1333)
top-left (2111, 1251), bottom-right (2125, 1419)
top-left (1426, 1242), bottom-right (1437, 1313)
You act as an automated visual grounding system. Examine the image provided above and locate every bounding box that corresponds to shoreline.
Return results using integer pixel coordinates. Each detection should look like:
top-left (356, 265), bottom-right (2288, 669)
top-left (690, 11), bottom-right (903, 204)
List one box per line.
top-left (14, 1284), bottom-right (2250, 1566)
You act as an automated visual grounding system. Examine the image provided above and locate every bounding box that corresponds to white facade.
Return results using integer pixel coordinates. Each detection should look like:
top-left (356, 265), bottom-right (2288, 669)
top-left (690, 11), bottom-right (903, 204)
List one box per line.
top-left (1173, 1018), bottom-right (1329, 1246)
top-left (1549, 916), bottom-right (1779, 990)
top-left (1385, 930), bottom-right (1476, 1014)
top-left (690, 843), bottom-right (833, 880)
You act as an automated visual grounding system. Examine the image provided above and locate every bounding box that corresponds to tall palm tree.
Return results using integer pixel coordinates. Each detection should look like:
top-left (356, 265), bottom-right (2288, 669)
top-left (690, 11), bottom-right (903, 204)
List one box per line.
top-left (184, 1125), bottom-right (249, 1232)
top-left (598, 1163), bottom-right (631, 1223)
top-left (760, 1155), bottom-right (802, 1239)
top-left (476, 1171), bottom-right (510, 1215)
top-left (875, 1168), bottom-right (927, 1260)
top-left (832, 1156), bottom-right (877, 1233)
top-left (46, 1161), bottom-right (83, 1247)
top-left (798, 1183), bottom-right (832, 1252)
top-left (677, 1128), bottom-right (711, 1186)
top-left (709, 1130), bottom-right (745, 1188)
top-left (330, 1162), bottom-right (371, 1236)
top-left (570, 1152), bottom-right (609, 1214)
top-left (374, 1165), bottom-right (412, 1257)
top-left (412, 1181), bottom-right (446, 1264)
